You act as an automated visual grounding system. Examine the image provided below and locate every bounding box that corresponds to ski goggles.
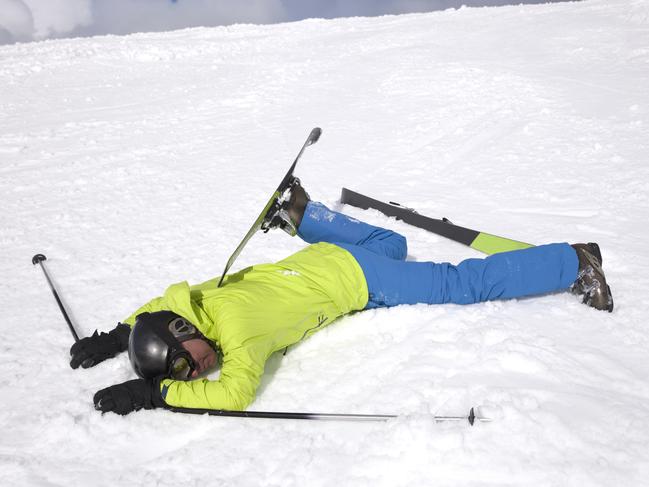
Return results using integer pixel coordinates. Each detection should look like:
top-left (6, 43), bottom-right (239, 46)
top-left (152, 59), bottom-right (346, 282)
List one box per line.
top-left (165, 317), bottom-right (200, 380)
top-left (166, 317), bottom-right (217, 380)
top-left (168, 350), bottom-right (196, 381)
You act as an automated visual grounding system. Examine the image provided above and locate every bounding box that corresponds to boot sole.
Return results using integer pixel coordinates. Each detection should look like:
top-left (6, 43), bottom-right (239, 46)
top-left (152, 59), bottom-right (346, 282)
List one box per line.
top-left (606, 285), bottom-right (614, 312)
top-left (589, 243), bottom-right (613, 312)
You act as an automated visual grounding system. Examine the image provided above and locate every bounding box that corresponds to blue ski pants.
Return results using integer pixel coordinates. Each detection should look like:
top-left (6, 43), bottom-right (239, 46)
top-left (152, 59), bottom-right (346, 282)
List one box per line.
top-left (297, 202), bottom-right (579, 309)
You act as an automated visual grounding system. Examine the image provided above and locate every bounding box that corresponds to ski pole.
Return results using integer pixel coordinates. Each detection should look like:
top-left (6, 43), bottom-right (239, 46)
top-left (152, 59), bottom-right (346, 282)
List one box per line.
top-left (32, 254), bottom-right (82, 342)
top-left (32, 253), bottom-right (95, 367)
top-left (170, 406), bottom-right (489, 425)
top-left (30, 254), bottom-right (101, 367)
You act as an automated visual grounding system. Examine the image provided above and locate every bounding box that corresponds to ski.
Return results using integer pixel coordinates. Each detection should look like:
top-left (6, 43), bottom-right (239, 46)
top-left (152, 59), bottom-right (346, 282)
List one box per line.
top-left (340, 187), bottom-right (533, 255)
top-left (218, 128), bottom-right (322, 287)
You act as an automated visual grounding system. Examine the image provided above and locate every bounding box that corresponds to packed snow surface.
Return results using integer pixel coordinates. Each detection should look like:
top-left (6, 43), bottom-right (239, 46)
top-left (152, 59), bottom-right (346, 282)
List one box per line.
top-left (2, 0), bottom-right (649, 485)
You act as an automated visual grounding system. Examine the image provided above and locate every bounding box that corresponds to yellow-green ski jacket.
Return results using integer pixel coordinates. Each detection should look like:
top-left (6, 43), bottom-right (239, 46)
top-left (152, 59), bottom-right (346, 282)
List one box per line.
top-left (123, 242), bottom-right (368, 411)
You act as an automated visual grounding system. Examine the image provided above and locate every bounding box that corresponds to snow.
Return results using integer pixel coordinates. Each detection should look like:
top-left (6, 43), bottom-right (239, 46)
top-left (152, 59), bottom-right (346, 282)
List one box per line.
top-left (2, 0), bottom-right (649, 485)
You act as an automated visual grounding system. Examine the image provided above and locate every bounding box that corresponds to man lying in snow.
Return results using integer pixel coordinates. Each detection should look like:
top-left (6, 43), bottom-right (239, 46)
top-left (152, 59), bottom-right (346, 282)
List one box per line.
top-left (73, 182), bottom-right (613, 415)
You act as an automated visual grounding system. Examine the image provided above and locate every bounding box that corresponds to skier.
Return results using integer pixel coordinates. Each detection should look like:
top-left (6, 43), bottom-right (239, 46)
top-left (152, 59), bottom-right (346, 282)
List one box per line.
top-left (75, 182), bottom-right (613, 415)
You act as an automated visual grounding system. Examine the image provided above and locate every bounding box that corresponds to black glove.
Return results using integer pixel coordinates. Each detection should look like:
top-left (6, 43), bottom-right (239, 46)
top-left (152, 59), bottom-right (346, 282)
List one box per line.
top-left (70, 323), bottom-right (131, 369)
top-left (93, 378), bottom-right (167, 415)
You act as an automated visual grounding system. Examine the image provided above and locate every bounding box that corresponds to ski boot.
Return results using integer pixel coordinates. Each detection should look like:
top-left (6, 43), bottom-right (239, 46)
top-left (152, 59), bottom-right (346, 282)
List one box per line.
top-left (570, 242), bottom-right (613, 312)
top-left (261, 178), bottom-right (310, 236)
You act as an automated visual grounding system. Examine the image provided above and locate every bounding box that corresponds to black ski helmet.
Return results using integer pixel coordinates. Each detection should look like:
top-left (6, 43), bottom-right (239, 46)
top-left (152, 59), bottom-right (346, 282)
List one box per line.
top-left (128, 311), bottom-right (204, 380)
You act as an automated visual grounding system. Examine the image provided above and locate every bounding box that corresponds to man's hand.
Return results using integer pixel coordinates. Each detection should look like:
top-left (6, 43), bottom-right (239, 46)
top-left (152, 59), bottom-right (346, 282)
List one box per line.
top-left (70, 323), bottom-right (131, 369)
top-left (93, 378), bottom-right (166, 415)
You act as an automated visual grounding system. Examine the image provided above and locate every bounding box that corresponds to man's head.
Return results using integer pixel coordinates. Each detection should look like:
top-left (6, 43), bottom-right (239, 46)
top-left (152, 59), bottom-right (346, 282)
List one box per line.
top-left (128, 311), bottom-right (217, 380)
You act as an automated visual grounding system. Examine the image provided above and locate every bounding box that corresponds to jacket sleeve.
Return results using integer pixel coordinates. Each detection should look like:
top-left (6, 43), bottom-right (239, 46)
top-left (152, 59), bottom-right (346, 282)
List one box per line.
top-left (157, 346), bottom-right (265, 411)
top-left (121, 297), bottom-right (167, 327)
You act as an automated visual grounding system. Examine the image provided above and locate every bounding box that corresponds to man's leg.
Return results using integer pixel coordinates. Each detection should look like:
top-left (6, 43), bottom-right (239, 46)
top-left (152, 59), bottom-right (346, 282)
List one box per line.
top-left (347, 243), bottom-right (579, 309)
top-left (298, 201), bottom-right (408, 261)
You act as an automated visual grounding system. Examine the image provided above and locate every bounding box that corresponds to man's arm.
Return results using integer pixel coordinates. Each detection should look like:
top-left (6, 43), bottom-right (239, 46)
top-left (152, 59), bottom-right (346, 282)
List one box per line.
top-left (121, 296), bottom-right (167, 326)
top-left (94, 347), bottom-right (265, 415)
top-left (70, 296), bottom-right (168, 369)
top-left (159, 347), bottom-right (265, 411)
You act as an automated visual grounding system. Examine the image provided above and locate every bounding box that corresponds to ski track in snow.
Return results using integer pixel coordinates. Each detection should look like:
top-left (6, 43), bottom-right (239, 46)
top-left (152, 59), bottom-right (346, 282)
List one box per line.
top-left (1, 0), bottom-right (649, 485)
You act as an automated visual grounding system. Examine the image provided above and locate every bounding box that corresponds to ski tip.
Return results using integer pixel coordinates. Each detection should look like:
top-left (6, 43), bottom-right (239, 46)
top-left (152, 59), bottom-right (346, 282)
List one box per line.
top-left (32, 253), bottom-right (47, 265)
top-left (307, 127), bottom-right (322, 145)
